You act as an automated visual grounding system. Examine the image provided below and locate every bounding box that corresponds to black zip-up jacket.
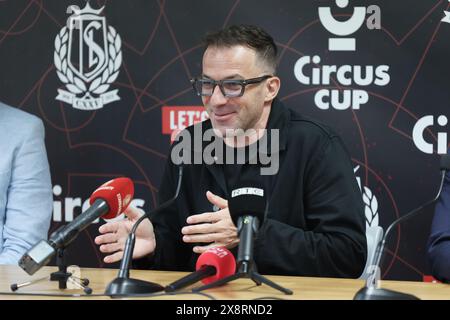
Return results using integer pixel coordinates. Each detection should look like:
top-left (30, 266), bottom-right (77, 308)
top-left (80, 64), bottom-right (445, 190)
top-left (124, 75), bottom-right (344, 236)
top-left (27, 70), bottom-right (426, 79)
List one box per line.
top-left (141, 99), bottom-right (367, 278)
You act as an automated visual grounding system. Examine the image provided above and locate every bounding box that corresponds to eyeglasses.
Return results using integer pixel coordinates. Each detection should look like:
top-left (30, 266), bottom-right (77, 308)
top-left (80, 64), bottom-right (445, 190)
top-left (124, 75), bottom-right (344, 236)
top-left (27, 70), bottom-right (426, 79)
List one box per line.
top-left (190, 75), bottom-right (273, 98)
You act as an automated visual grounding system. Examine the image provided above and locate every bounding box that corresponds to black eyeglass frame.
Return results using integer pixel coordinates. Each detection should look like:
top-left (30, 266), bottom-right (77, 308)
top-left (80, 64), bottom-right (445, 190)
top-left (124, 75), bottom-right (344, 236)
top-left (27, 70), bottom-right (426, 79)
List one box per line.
top-left (190, 75), bottom-right (273, 98)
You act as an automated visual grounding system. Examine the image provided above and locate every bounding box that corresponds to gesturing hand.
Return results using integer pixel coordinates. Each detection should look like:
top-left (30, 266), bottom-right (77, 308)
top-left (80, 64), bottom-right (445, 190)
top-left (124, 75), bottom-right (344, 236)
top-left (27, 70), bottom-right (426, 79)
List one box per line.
top-left (95, 206), bottom-right (156, 263)
top-left (181, 191), bottom-right (239, 254)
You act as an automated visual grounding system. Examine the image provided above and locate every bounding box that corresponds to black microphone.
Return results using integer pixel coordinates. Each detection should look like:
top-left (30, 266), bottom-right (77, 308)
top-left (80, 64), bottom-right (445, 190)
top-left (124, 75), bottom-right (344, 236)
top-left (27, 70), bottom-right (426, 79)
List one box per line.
top-left (354, 154), bottom-right (450, 300)
top-left (165, 247), bottom-right (236, 292)
top-left (104, 164), bottom-right (184, 296)
top-left (19, 178), bottom-right (134, 275)
top-left (193, 181), bottom-right (292, 294)
top-left (228, 185), bottom-right (266, 272)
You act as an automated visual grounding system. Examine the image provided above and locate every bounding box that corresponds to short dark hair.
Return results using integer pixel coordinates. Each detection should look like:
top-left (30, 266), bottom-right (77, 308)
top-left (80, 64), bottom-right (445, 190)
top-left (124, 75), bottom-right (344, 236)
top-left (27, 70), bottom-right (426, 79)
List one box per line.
top-left (203, 24), bottom-right (278, 73)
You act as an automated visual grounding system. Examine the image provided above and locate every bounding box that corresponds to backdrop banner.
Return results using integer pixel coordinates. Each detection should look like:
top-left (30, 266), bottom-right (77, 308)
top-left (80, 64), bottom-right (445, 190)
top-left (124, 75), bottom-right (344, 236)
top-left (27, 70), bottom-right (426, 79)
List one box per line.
top-left (0, 0), bottom-right (448, 281)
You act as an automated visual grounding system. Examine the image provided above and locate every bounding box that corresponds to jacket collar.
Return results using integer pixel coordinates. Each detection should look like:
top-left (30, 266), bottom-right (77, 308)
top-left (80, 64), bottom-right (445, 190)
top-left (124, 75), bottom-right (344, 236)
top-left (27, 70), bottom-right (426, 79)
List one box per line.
top-left (261, 98), bottom-right (289, 154)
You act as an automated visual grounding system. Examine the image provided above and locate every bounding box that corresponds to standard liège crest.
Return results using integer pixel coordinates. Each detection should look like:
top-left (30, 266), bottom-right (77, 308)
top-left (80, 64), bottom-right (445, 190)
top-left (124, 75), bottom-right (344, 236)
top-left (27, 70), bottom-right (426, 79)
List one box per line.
top-left (54, 3), bottom-right (122, 110)
top-left (354, 165), bottom-right (379, 228)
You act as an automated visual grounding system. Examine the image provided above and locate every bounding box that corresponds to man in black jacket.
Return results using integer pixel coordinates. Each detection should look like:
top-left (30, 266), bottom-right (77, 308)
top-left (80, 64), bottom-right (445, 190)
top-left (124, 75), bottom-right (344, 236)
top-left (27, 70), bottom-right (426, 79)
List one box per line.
top-left (95, 25), bottom-right (367, 278)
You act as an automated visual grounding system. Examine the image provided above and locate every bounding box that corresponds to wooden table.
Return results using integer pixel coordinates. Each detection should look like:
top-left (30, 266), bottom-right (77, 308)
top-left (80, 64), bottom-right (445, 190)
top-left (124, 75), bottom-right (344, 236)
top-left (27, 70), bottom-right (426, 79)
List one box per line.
top-left (0, 265), bottom-right (448, 300)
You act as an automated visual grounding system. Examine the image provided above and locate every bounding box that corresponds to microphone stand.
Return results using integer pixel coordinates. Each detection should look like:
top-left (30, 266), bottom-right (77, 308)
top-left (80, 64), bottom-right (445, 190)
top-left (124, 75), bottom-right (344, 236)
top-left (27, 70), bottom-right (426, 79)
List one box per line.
top-left (11, 247), bottom-right (92, 294)
top-left (105, 165), bottom-right (184, 297)
top-left (354, 160), bottom-right (449, 300)
top-left (12, 178), bottom-right (132, 295)
top-left (193, 216), bottom-right (293, 295)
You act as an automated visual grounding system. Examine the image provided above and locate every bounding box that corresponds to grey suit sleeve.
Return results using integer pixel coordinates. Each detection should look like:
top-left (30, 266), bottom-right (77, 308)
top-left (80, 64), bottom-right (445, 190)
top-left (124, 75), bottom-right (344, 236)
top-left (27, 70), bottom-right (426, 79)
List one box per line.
top-left (0, 119), bottom-right (53, 264)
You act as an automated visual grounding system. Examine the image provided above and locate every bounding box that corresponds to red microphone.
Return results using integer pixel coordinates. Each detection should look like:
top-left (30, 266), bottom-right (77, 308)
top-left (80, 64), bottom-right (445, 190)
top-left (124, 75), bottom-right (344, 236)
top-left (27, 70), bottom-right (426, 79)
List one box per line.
top-left (89, 177), bottom-right (134, 219)
top-left (165, 247), bottom-right (236, 292)
top-left (19, 177), bottom-right (134, 275)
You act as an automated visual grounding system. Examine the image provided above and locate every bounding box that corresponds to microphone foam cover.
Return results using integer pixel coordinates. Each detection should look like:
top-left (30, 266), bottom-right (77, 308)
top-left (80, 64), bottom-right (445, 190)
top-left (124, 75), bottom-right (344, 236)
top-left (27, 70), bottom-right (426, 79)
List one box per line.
top-left (196, 247), bottom-right (236, 285)
top-left (228, 183), bottom-right (266, 226)
top-left (89, 177), bottom-right (134, 219)
top-left (440, 154), bottom-right (450, 171)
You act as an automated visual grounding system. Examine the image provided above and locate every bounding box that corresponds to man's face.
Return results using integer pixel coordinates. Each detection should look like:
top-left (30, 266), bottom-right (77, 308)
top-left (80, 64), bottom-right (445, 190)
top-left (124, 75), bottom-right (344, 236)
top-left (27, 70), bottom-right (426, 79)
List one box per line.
top-left (201, 45), bottom-right (270, 137)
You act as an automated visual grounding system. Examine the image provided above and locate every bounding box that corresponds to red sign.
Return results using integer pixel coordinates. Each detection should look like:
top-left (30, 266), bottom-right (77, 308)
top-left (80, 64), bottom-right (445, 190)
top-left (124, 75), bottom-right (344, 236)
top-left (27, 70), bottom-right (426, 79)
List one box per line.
top-left (162, 106), bottom-right (208, 141)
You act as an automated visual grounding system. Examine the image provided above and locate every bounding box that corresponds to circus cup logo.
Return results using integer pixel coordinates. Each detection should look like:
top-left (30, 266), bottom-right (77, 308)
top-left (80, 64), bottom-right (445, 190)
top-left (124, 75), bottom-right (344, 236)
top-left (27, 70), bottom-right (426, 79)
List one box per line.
top-left (294, 1), bottom-right (389, 111)
top-left (318, 0), bottom-right (381, 52)
top-left (413, 115), bottom-right (448, 154)
top-left (54, 3), bottom-right (122, 111)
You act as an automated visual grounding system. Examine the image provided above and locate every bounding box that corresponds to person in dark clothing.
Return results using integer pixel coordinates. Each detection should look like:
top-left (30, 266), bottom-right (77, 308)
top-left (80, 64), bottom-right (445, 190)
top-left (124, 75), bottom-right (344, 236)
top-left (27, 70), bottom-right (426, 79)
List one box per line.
top-left (95, 24), bottom-right (367, 278)
top-left (427, 150), bottom-right (450, 282)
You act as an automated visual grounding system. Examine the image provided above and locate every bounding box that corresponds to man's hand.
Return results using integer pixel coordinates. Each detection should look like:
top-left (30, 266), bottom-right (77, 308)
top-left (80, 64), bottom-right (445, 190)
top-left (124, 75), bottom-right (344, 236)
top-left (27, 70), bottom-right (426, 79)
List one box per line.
top-left (182, 191), bottom-right (239, 253)
top-left (95, 206), bottom-right (156, 263)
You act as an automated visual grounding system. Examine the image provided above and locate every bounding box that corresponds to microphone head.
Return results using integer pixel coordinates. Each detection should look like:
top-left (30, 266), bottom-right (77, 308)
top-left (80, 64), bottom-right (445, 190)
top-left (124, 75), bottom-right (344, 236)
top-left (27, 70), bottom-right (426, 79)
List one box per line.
top-left (440, 154), bottom-right (450, 171)
top-left (228, 182), bottom-right (266, 226)
top-left (89, 177), bottom-right (134, 219)
top-left (196, 247), bottom-right (236, 285)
